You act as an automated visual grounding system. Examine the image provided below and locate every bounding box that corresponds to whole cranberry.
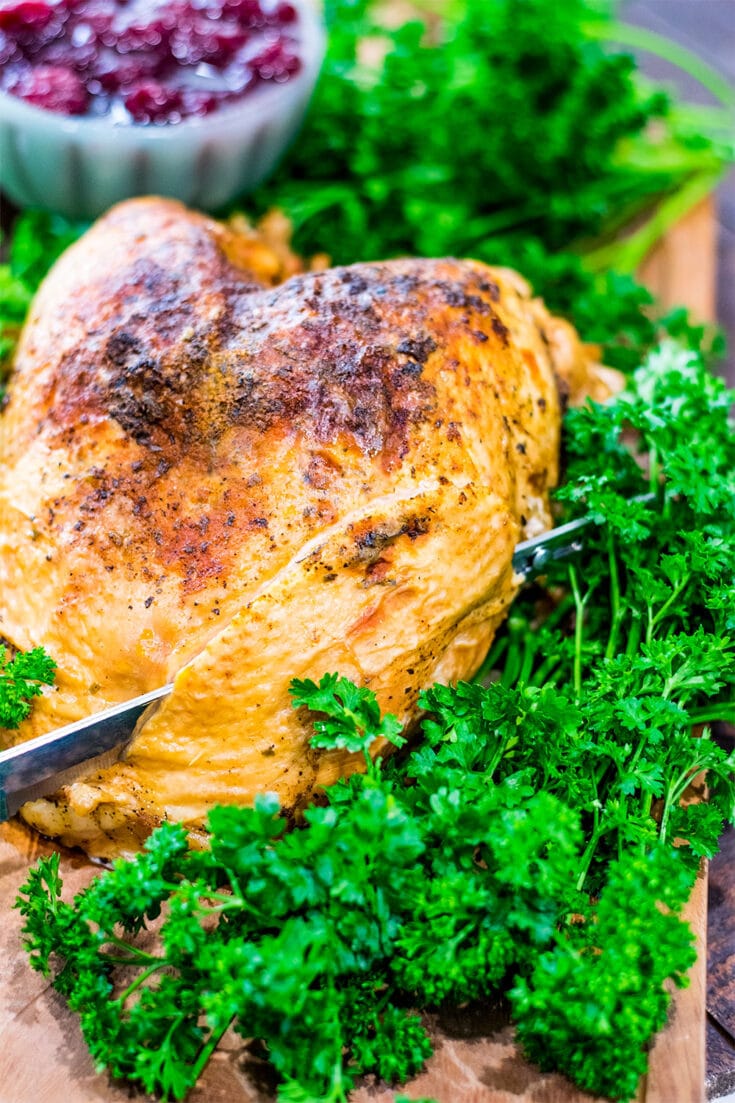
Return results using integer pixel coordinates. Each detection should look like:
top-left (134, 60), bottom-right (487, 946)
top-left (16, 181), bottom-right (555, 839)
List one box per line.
top-left (39, 37), bottom-right (98, 71)
top-left (0, 1), bottom-right (55, 32)
top-left (114, 18), bottom-right (171, 55)
top-left (272, 3), bottom-right (296, 25)
top-left (94, 50), bottom-right (159, 91)
top-left (170, 18), bottom-right (247, 65)
top-left (124, 78), bottom-right (182, 122)
top-left (249, 38), bottom-right (299, 81)
top-left (77, 3), bottom-right (114, 38)
top-left (221, 0), bottom-right (265, 28)
top-left (9, 62), bottom-right (88, 112)
top-left (0, 28), bottom-right (21, 62)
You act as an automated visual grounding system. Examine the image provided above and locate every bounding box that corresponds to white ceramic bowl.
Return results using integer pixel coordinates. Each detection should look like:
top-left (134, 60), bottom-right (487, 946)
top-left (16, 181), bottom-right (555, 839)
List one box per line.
top-left (0, 0), bottom-right (324, 219)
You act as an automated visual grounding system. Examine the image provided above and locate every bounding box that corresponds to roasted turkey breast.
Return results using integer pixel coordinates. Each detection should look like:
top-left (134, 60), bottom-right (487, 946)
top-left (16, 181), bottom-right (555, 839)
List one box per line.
top-left (0, 198), bottom-right (608, 857)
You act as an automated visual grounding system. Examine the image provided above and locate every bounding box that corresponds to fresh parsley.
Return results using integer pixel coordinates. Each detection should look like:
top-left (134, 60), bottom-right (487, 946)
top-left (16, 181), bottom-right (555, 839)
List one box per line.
top-left (290, 672), bottom-right (405, 765)
top-left (5, 5), bottom-right (735, 1099)
top-left (0, 210), bottom-right (87, 390)
top-left (0, 644), bottom-right (56, 730)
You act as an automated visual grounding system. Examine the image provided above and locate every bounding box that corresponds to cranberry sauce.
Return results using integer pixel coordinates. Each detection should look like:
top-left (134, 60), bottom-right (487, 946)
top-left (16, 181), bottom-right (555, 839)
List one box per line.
top-left (0, 0), bottom-right (301, 122)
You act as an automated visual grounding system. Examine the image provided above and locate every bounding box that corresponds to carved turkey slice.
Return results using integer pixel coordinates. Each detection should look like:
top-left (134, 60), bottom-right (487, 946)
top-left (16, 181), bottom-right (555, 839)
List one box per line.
top-left (0, 198), bottom-right (608, 857)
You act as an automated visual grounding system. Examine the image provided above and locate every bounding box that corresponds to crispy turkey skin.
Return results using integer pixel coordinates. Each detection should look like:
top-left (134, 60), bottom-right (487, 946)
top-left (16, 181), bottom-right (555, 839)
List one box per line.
top-left (0, 198), bottom-right (605, 857)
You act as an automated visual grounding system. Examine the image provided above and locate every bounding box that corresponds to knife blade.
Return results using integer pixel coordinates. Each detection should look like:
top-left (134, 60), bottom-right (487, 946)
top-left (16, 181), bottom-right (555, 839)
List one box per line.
top-left (512, 492), bottom-right (655, 580)
top-left (0, 684), bottom-right (172, 821)
top-left (0, 498), bottom-right (653, 822)
top-left (512, 511), bottom-right (593, 579)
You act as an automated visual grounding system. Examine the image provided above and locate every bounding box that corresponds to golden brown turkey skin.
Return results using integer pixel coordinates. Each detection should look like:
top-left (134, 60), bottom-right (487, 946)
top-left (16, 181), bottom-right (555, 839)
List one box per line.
top-left (0, 198), bottom-right (593, 857)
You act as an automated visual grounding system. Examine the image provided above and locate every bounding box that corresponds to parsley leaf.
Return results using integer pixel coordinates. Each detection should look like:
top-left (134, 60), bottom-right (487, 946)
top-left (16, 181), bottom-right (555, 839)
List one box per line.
top-left (0, 644), bottom-right (57, 730)
top-left (291, 672), bottom-right (405, 765)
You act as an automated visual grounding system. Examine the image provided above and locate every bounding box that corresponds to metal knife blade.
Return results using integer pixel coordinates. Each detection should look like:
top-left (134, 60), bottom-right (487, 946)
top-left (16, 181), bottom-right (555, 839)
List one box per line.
top-left (512, 512), bottom-right (592, 579)
top-left (0, 684), bottom-right (172, 821)
top-left (512, 493), bottom-right (655, 580)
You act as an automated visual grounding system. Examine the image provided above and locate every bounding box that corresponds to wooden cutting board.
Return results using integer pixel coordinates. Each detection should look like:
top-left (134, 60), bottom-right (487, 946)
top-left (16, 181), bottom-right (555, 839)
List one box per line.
top-left (0, 196), bottom-right (717, 1103)
top-left (0, 818), bottom-right (710, 1103)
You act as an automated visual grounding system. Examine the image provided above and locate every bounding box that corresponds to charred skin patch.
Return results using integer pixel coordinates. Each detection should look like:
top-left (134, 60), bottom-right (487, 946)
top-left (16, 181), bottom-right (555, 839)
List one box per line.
top-left (40, 235), bottom-right (262, 462)
top-left (39, 257), bottom-right (509, 471)
top-left (343, 514), bottom-right (432, 573)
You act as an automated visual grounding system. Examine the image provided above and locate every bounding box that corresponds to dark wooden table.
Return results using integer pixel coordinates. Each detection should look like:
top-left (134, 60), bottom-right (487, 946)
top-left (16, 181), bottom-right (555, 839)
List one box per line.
top-left (708, 806), bottom-right (735, 1100)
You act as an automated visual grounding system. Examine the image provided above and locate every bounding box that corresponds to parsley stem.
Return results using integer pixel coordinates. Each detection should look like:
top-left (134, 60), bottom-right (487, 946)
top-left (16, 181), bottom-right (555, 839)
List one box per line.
top-left (518, 637), bottom-right (537, 686)
top-left (605, 532), bottom-right (622, 660)
top-left (529, 654), bottom-right (563, 688)
top-left (587, 19), bottom-right (735, 109)
top-left (501, 622), bottom-right (524, 688)
top-left (649, 445), bottom-right (659, 497)
top-left (647, 579), bottom-right (689, 643)
top-left (472, 635), bottom-right (509, 685)
top-left (576, 824), bottom-right (610, 893)
top-left (660, 764), bottom-right (706, 844)
top-left (199, 897), bottom-right (246, 917)
top-left (117, 960), bottom-right (167, 1005)
top-left (688, 707), bottom-right (735, 725)
top-left (103, 955), bottom-right (163, 967)
top-left (625, 615), bottom-right (643, 659)
top-left (190, 1017), bottom-right (236, 1085)
top-left (105, 933), bottom-right (163, 963)
top-left (569, 564), bottom-right (585, 700)
top-left (545, 592), bottom-right (576, 631)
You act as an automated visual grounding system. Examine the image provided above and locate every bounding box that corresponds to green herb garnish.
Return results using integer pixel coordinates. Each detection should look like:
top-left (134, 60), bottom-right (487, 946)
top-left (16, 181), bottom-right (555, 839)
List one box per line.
top-left (290, 672), bottom-right (406, 766)
top-left (0, 644), bottom-right (56, 730)
top-left (0, 211), bottom-right (87, 391)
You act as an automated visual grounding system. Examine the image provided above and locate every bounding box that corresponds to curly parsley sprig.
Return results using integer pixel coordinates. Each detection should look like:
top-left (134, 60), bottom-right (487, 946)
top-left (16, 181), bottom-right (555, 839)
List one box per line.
top-left (0, 644), bottom-right (56, 730)
top-left (290, 672), bottom-right (405, 768)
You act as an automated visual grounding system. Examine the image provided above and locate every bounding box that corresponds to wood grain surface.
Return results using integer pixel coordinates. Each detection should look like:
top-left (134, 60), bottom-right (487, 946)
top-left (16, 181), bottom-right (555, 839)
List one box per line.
top-left (638, 194), bottom-right (716, 321)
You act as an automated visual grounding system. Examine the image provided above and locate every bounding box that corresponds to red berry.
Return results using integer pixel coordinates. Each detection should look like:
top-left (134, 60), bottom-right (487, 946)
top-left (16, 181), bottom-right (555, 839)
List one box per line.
top-left (9, 62), bottom-right (88, 112)
top-left (94, 50), bottom-right (158, 90)
top-left (273, 2), bottom-right (296, 25)
top-left (222, 0), bottom-right (265, 27)
top-left (0, 0), bottom-right (55, 32)
top-left (0, 28), bottom-right (21, 62)
top-left (40, 37), bottom-right (98, 71)
top-left (170, 17), bottom-right (246, 65)
top-left (249, 37), bottom-right (299, 81)
top-left (114, 18), bottom-right (170, 54)
top-left (123, 78), bottom-right (182, 122)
